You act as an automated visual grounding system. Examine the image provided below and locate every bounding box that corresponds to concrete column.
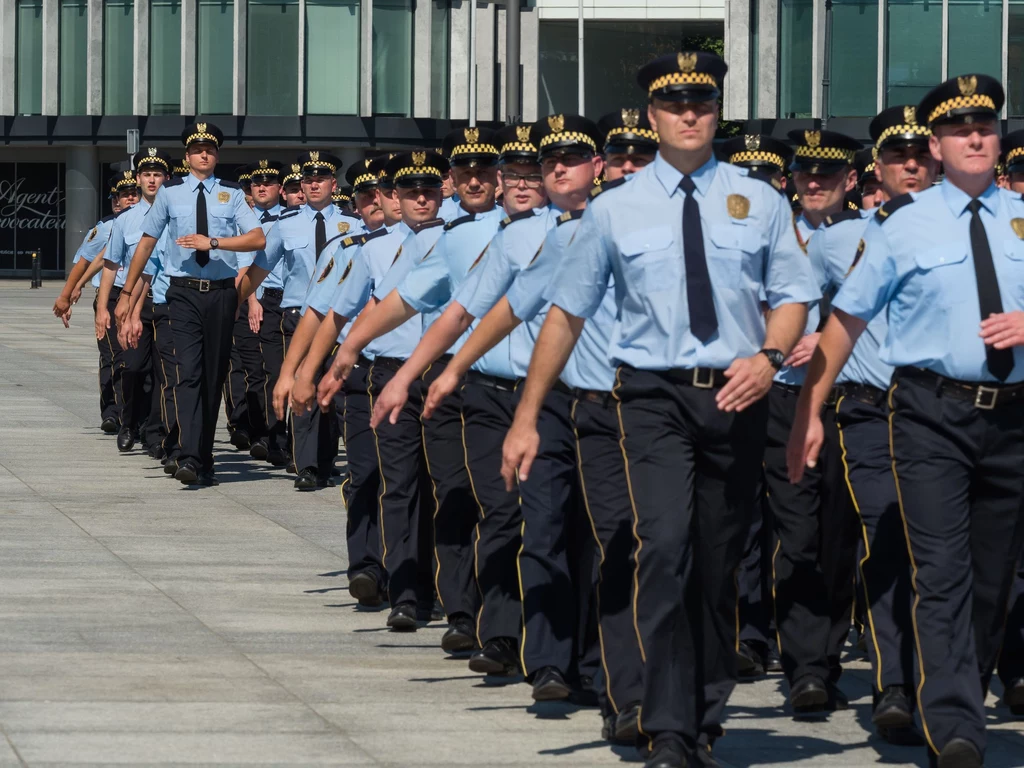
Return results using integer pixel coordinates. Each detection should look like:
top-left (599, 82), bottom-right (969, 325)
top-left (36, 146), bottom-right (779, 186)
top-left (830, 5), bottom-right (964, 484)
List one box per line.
top-left (495, 2), bottom-right (505, 120)
top-left (475, 1), bottom-right (494, 122)
top-left (520, 2), bottom-right (537, 121)
top-left (65, 146), bottom-right (99, 277)
top-left (504, 0), bottom-right (520, 123)
top-left (0, 0), bottom-right (16, 115)
top-left (41, 0), bottom-right (58, 115)
top-left (297, 0), bottom-right (306, 114)
top-left (233, 0), bottom-right (246, 114)
top-left (757, 0), bottom-right (778, 119)
top-left (181, 0), bottom-right (196, 114)
top-left (449, 0), bottom-right (469, 120)
top-left (360, 0), bottom-right (373, 116)
top-left (811, 0), bottom-right (824, 118)
top-left (87, 0), bottom-right (103, 114)
top-left (412, 0), bottom-right (432, 118)
top-left (134, 0), bottom-right (149, 115)
top-left (722, 0), bottom-right (749, 121)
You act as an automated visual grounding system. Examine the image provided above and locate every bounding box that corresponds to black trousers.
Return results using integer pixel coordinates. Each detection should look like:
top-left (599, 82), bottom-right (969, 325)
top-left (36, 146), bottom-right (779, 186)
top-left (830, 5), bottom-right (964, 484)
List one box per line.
top-left (888, 372), bottom-right (1024, 757)
top-left (614, 366), bottom-right (767, 754)
top-left (368, 360), bottom-right (435, 608)
top-left (998, 565), bottom-right (1024, 686)
top-left (517, 386), bottom-right (596, 682)
top-left (258, 291), bottom-right (288, 455)
top-left (94, 293), bottom-right (120, 425)
top-left (152, 302), bottom-right (180, 461)
top-left (464, 378), bottom-right (522, 646)
top-left (340, 363), bottom-right (385, 588)
top-left (420, 360), bottom-right (479, 621)
top-left (764, 385), bottom-right (858, 686)
top-left (224, 299), bottom-right (268, 441)
top-left (120, 295), bottom-right (155, 441)
top-left (103, 289), bottom-right (128, 428)
top-left (573, 393), bottom-right (644, 715)
top-left (282, 308), bottom-right (335, 474)
top-left (835, 392), bottom-right (915, 695)
top-left (166, 283), bottom-right (237, 472)
top-left (737, 482), bottom-right (776, 650)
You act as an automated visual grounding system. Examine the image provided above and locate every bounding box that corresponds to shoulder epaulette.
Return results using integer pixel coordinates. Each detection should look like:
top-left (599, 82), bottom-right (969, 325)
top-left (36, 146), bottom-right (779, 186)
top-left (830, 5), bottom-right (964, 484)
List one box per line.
top-left (219, 180), bottom-right (241, 190)
top-left (413, 218), bottom-right (444, 233)
top-left (558, 209), bottom-right (585, 226)
top-left (362, 227), bottom-right (389, 243)
top-left (278, 207), bottom-right (302, 220)
top-left (874, 193), bottom-right (914, 224)
top-left (500, 209), bottom-right (538, 229)
top-left (260, 213), bottom-right (279, 224)
top-left (163, 177), bottom-right (184, 188)
top-left (747, 169), bottom-right (785, 195)
top-left (824, 209), bottom-right (862, 228)
top-left (445, 214), bottom-right (475, 231)
top-left (590, 177), bottom-right (628, 199)
top-left (99, 213), bottom-right (117, 223)
top-left (340, 234), bottom-right (368, 249)
top-left (114, 206), bottom-right (134, 218)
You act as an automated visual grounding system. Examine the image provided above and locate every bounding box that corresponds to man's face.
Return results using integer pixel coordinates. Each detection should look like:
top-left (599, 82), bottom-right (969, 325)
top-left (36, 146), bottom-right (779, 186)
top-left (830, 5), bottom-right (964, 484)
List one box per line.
top-left (648, 98), bottom-right (718, 154)
top-left (116, 188), bottom-right (139, 208)
top-left (136, 169), bottom-right (166, 200)
top-left (604, 152), bottom-right (654, 181)
top-left (397, 185), bottom-right (441, 225)
top-left (301, 172), bottom-right (336, 205)
top-left (876, 142), bottom-right (937, 197)
top-left (792, 167), bottom-right (855, 215)
top-left (354, 188), bottom-right (383, 229)
top-left (251, 179), bottom-right (281, 208)
top-left (441, 173), bottom-right (456, 199)
top-left (111, 197), bottom-right (122, 213)
top-left (282, 182), bottom-right (305, 207)
top-left (860, 178), bottom-right (883, 210)
top-left (540, 152), bottom-right (603, 200)
top-left (185, 142), bottom-right (218, 173)
top-left (498, 161), bottom-right (545, 213)
top-left (452, 163), bottom-right (498, 209)
top-left (377, 186), bottom-right (403, 222)
top-left (1008, 172), bottom-right (1024, 194)
top-left (930, 120), bottom-right (1000, 178)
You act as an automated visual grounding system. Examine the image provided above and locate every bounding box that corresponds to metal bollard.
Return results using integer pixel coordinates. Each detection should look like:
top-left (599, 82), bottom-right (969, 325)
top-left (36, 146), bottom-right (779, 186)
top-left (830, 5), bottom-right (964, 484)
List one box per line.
top-left (30, 251), bottom-right (41, 289)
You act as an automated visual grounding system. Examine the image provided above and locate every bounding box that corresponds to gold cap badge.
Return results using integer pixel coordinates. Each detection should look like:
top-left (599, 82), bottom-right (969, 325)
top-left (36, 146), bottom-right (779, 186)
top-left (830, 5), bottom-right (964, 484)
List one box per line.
top-left (622, 109), bottom-right (640, 129)
top-left (903, 106), bottom-right (917, 125)
top-left (465, 127), bottom-right (479, 143)
top-left (259, 159), bottom-right (269, 168)
top-left (744, 135), bottom-right (760, 151)
top-left (727, 194), bottom-right (750, 220)
top-left (548, 115), bottom-right (565, 133)
top-left (958, 76), bottom-right (978, 97)
top-left (805, 130), bottom-right (821, 148)
top-left (515, 125), bottom-right (531, 142)
top-left (291, 164), bottom-right (300, 173)
top-left (147, 147), bottom-right (157, 157)
top-left (677, 52), bottom-right (697, 73)
top-left (196, 122), bottom-right (207, 133)
top-left (412, 151), bottom-right (426, 166)
top-left (309, 150), bottom-right (320, 162)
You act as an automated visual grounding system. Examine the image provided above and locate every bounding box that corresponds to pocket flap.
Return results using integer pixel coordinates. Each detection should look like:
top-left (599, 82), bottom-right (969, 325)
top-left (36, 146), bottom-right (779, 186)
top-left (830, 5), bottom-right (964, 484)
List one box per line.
top-left (914, 246), bottom-right (967, 270)
top-left (170, 205), bottom-right (193, 218)
top-left (709, 223), bottom-right (762, 253)
top-left (618, 226), bottom-right (674, 257)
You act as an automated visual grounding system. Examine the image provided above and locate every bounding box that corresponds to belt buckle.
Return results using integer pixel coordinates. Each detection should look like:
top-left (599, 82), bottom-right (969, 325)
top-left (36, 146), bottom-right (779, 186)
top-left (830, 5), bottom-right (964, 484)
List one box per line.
top-left (197, 278), bottom-right (211, 293)
top-left (692, 367), bottom-right (715, 389)
top-left (974, 385), bottom-right (998, 410)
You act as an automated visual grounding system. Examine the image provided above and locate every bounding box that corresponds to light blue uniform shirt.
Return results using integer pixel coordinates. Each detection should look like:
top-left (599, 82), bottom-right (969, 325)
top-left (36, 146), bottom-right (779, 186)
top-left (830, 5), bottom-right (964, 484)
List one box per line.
top-left (253, 204), bottom-right (285, 296)
top-left (146, 231), bottom-right (173, 304)
top-left (106, 199), bottom-right (154, 289)
top-left (546, 154), bottom-right (819, 371)
top-left (811, 210), bottom-right (893, 390)
top-left (354, 222), bottom-right (421, 360)
top-left (142, 172), bottom-right (261, 280)
top-left (774, 212), bottom-right (828, 386)
top-left (73, 214), bottom-right (117, 288)
top-left (440, 196), bottom-right (462, 222)
top-left (834, 180), bottom-right (1024, 383)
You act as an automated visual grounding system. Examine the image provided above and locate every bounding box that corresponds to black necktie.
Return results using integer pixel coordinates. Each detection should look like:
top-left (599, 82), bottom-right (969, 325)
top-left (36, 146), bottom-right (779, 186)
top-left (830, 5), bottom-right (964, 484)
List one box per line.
top-left (260, 210), bottom-right (272, 224)
top-left (195, 184), bottom-right (209, 267)
top-left (967, 199), bottom-right (1014, 381)
top-left (679, 175), bottom-right (717, 342)
top-left (314, 211), bottom-right (326, 258)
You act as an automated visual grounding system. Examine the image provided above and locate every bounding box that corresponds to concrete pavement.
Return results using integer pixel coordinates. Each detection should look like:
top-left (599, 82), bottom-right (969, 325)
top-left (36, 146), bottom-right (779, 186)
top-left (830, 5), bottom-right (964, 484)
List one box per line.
top-left (0, 283), bottom-right (1021, 767)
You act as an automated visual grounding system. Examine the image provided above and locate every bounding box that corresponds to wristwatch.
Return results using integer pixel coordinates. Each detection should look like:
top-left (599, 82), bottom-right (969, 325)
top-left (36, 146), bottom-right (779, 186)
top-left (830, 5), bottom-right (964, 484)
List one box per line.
top-left (209, 238), bottom-right (219, 249)
top-left (759, 348), bottom-right (785, 371)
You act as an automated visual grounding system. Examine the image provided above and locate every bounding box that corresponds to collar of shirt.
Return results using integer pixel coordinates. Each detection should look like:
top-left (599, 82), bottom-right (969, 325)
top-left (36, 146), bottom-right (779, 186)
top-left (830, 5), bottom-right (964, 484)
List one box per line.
top-left (795, 212), bottom-right (818, 239)
top-left (185, 173), bottom-right (216, 193)
top-left (941, 177), bottom-right (1000, 218)
top-left (653, 151), bottom-right (718, 198)
top-left (303, 203), bottom-right (335, 221)
top-left (396, 221), bottom-right (413, 238)
top-left (459, 202), bottom-right (495, 217)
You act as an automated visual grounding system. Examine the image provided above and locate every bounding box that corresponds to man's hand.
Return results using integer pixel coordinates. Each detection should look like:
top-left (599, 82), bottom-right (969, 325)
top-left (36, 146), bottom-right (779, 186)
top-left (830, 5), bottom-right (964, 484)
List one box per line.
top-left (317, 367), bottom-right (344, 410)
top-left (119, 315), bottom-right (143, 349)
top-left (716, 352), bottom-right (776, 413)
top-left (248, 296), bottom-right (263, 334)
top-left (370, 375), bottom-right (412, 429)
top-left (786, 408), bottom-right (825, 484)
top-left (325, 346), bottom-right (358, 395)
top-left (53, 295), bottom-right (71, 318)
top-left (59, 309), bottom-right (72, 329)
top-left (422, 369), bottom-right (461, 420)
top-left (980, 311), bottom-right (1024, 350)
top-left (114, 292), bottom-right (131, 328)
top-left (95, 307), bottom-right (111, 341)
top-left (70, 285), bottom-right (82, 306)
top-left (273, 376), bottom-right (294, 422)
top-left (175, 233), bottom-right (213, 251)
top-left (501, 417), bottom-right (540, 492)
top-left (783, 332), bottom-right (820, 368)
top-left (290, 372), bottom-right (317, 416)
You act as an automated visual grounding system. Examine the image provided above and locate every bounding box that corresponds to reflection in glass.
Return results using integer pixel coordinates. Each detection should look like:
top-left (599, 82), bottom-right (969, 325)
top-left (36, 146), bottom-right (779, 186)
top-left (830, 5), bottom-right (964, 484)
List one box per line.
top-left (373, 0), bottom-right (413, 116)
top-left (198, 0), bottom-right (234, 114)
top-left (248, 0), bottom-right (299, 115)
top-left (306, 0), bottom-right (360, 114)
top-left (150, 0), bottom-right (182, 115)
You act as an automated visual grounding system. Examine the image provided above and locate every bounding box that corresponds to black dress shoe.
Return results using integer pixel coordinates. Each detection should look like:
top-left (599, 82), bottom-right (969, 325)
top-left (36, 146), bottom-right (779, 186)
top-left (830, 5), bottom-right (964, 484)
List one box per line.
top-left (644, 743), bottom-right (686, 768)
top-left (100, 417), bottom-right (119, 434)
top-left (532, 666), bottom-right (571, 701)
top-left (148, 444), bottom-right (166, 460)
top-left (294, 468), bottom-right (318, 491)
top-left (316, 474), bottom-right (335, 488)
top-left (764, 645), bottom-right (783, 673)
top-left (198, 472), bottom-right (220, 487)
top-left (613, 702), bottom-right (639, 743)
top-left (872, 685), bottom-right (913, 729)
top-left (386, 602), bottom-right (418, 632)
top-left (468, 637), bottom-right (519, 676)
top-left (286, 461), bottom-right (296, 474)
top-left (826, 681), bottom-right (849, 711)
top-left (936, 737), bottom-right (983, 768)
top-left (789, 674), bottom-right (828, 713)
top-left (174, 460), bottom-right (200, 486)
top-left (249, 439), bottom-right (269, 460)
top-left (1004, 676), bottom-right (1024, 715)
top-left (266, 449), bottom-right (289, 467)
top-left (430, 600), bottom-right (445, 622)
top-left (229, 430), bottom-right (251, 451)
top-left (163, 456), bottom-right (178, 475)
top-left (441, 615), bottom-right (476, 653)
top-left (116, 427), bottom-right (136, 452)
top-left (348, 572), bottom-right (382, 607)
top-left (737, 640), bottom-right (765, 679)
top-left (694, 744), bottom-right (721, 768)
top-left (570, 675), bottom-right (600, 707)
top-left (331, 466), bottom-right (343, 477)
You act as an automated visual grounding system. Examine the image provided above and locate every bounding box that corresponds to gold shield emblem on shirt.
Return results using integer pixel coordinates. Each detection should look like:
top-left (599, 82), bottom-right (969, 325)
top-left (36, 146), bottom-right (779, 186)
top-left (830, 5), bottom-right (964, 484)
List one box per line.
top-left (338, 222), bottom-right (350, 234)
top-left (469, 244), bottom-right (489, 271)
top-left (87, 227), bottom-right (98, 242)
top-left (337, 259), bottom-right (353, 285)
top-left (846, 239), bottom-right (866, 277)
top-left (727, 194), bottom-right (750, 220)
top-left (317, 257), bottom-right (334, 283)
top-left (391, 245), bottom-right (403, 267)
top-left (1012, 218), bottom-right (1024, 239)
top-left (217, 191), bottom-right (230, 203)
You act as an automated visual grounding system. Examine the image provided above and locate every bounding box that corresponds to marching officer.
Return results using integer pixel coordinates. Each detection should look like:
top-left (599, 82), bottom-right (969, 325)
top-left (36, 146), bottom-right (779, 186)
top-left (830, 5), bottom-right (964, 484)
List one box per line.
top-left (346, 158), bottom-right (386, 231)
top-left (855, 148), bottom-right (883, 209)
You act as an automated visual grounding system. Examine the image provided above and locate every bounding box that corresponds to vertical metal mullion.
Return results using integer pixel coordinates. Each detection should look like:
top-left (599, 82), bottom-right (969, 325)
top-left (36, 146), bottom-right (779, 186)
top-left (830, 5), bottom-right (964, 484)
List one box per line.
top-left (877, 0), bottom-right (885, 111)
top-left (296, 0), bottom-right (304, 115)
top-left (941, 0), bottom-right (948, 81)
top-left (181, 0), bottom-right (196, 115)
top-left (1003, 0), bottom-right (1009, 118)
top-left (360, 0), bottom-right (372, 117)
top-left (134, 0), bottom-right (149, 115)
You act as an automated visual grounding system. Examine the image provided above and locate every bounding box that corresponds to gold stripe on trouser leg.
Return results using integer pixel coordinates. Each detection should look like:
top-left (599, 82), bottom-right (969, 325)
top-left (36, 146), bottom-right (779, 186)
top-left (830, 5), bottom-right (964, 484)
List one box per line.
top-left (515, 518), bottom-right (528, 674)
top-left (418, 363), bottom-right (445, 613)
top-left (887, 382), bottom-right (937, 755)
top-left (104, 330), bottom-right (122, 408)
top-left (367, 364), bottom-right (390, 572)
top-left (771, 539), bottom-right (783, 655)
top-left (459, 384), bottom-right (489, 645)
top-left (339, 392), bottom-right (349, 502)
top-left (224, 335), bottom-right (237, 419)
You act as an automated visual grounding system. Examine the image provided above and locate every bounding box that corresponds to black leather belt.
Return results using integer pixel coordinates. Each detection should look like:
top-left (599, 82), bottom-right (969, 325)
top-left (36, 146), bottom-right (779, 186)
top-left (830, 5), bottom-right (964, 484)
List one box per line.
top-left (356, 354), bottom-right (373, 369)
top-left (895, 366), bottom-right (1024, 410)
top-left (436, 353), bottom-right (453, 366)
top-left (371, 356), bottom-right (405, 373)
top-left (169, 276), bottom-right (235, 292)
top-left (574, 388), bottom-right (614, 407)
top-left (773, 381), bottom-right (842, 406)
top-left (519, 377), bottom-right (571, 396)
top-left (262, 288), bottom-right (284, 299)
top-left (664, 367), bottom-right (730, 389)
top-left (839, 382), bottom-right (886, 407)
top-left (466, 370), bottom-right (517, 392)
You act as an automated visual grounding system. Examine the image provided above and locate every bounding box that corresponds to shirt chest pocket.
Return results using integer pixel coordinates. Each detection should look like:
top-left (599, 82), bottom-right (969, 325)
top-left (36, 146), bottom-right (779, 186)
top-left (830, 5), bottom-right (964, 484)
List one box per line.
top-left (124, 230), bottom-right (143, 250)
top-left (708, 222), bottom-right (762, 279)
top-left (617, 226), bottom-right (677, 293)
top-left (1001, 239), bottom-right (1024, 302)
top-left (283, 234), bottom-right (309, 254)
top-left (207, 203), bottom-right (236, 238)
top-left (913, 245), bottom-right (968, 301)
top-left (170, 204), bottom-right (194, 227)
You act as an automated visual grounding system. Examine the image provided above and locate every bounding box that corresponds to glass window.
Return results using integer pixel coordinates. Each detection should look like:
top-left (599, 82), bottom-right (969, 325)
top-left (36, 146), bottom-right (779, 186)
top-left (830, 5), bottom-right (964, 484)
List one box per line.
top-left (104, 0), bottom-right (135, 115)
top-left (60, 0), bottom-right (88, 114)
top-left (886, 0), bottom-right (941, 106)
top-left (150, 0), bottom-right (181, 114)
top-left (198, 0), bottom-right (234, 114)
top-left (248, 0), bottom-right (299, 115)
top-left (372, 0), bottom-right (413, 116)
top-left (16, 0), bottom-right (43, 115)
top-left (538, 21), bottom-right (578, 115)
top-left (948, 0), bottom-right (1001, 82)
top-left (430, 0), bottom-right (450, 119)
top-left (829, 0), bottom-right (877, 117)
top-left (1009, 1), bottom-right (1024, 116)
top-left (306, 0), bottom-right (359, 114)
top-left (779, 0), bottom-right (812, 118)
